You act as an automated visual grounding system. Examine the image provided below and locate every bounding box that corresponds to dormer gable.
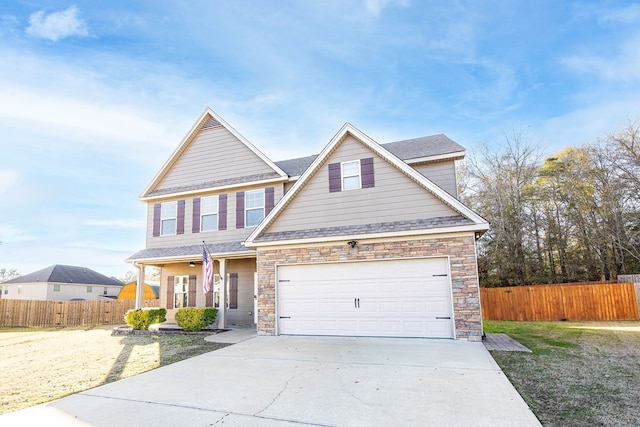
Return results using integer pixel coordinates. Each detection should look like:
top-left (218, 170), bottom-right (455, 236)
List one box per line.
top-left (245, 123), bottom-right (488, 246)
top-left (141, 108), bottom-right (287, 200)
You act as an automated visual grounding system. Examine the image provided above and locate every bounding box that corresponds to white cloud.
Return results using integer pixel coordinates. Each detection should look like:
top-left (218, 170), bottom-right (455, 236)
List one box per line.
top-left (0, 169), bottom-right (21, 195)
top-left (0, 224), bottom-right (37, 244)
top-left (597, 4), bottom-right (640, 25)
top-left (26, 6), bottom-right (89, 42)
top-left (84, 219), bottom-right (144, 228)
top-left (563, 37), bottom-right (640, 82)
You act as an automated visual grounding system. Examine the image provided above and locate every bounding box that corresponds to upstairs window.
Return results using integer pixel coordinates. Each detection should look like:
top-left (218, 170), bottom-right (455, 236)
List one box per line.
top-left (245, 189), bottom-right (265, 227)
top-left (161, 201), bottom-right (177, 235)
top-left (329, 158), bottom-right (375, 193)
top-left (341, 160), bottom-right (361, 190)
top-left (201, 196), bottom-right (219, 232)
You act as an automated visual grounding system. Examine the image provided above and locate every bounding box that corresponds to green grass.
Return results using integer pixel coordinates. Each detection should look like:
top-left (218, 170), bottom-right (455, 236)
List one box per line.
top-left (485, 320), bottom-right (640, 427)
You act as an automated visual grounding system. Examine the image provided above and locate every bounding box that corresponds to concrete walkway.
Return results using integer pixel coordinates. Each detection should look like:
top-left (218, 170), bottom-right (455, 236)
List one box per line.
top-left (1, 335), bottom-right (541, 426)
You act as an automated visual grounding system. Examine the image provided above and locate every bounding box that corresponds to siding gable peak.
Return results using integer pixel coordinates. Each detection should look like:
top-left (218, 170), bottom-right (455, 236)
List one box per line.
top-left (141, 108), bottom-right (287, 200)
top-left (245, 123), bottom-right (488, 246)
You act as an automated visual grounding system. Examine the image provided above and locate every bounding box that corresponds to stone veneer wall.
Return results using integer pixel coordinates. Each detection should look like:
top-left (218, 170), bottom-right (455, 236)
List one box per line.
top-left (256, 234), bottom-right (482, 341)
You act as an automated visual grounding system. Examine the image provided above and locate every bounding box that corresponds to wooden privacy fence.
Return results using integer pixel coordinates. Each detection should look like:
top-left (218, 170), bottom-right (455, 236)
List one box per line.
top-left (480, 282), bottom-right (639, 321)
top-left (0, 299), bottom-right (160, 327)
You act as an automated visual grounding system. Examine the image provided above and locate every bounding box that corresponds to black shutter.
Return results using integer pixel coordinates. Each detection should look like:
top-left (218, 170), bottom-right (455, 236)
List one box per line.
top-left (152, 203), bottom-right (161, 237)
top-left (177, 200), bottom-right (185, 235)
top-left (228, 273), bottom-right (238, 309)
top-left (219, 194), bottom-right (227, 230)
top-left (192, 198), bottom-right (201, 233)
top-left (188, 275), bottom-right (196, 307)
top-left (236, 192), bottom-right (245, 229)
top-left (166, 276), bottom-right (174, 309)
top-left (328, 163), bottom-right (341, 192)
top-left (361, 157), bottom-right (375, 188)
top-left (265, 187), bottom-right (275, 215)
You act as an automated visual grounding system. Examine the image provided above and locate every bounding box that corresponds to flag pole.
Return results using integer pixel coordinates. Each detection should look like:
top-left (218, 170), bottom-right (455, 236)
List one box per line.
top-left (202, 240), bottom-right (219, 277)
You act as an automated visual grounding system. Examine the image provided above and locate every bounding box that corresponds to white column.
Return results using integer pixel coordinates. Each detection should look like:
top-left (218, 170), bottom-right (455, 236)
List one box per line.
top-left (135, 264), bottom-right (145, 309)
top-left (218, 259), bottom-right (226, 328)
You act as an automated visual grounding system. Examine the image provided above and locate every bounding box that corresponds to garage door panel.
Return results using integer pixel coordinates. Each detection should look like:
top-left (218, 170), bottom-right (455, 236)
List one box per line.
top-left (277, 258), bottom-right (453, 338)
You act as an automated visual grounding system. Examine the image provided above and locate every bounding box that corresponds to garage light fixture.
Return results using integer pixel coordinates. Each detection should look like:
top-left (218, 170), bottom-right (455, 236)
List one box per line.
top-left (347, 240), bottom-right (358, 248)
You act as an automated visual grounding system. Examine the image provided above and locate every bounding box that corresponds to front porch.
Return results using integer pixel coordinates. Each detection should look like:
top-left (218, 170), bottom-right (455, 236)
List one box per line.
top-left (127, 243), bottom-right (257, 330)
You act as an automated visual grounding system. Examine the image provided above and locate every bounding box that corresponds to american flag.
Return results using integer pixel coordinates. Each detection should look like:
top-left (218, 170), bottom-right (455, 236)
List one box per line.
top-left (202, 247), bottom-right (213, 296)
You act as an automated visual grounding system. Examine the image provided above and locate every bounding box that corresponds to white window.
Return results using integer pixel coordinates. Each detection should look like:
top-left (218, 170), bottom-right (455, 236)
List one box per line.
top-left (174, 276), bottom-right (188, 308)
top-left (18, 285), bottom-right (22, 294)
top-left (161, 201), bottom-right (177, 235)
top-left (213, 274), bottom-right (221, 308)
top-left (87, 286), bottom-right (93, 293)
top-left (103, 287), bottom-right (108, 295)
top-left (245, 189), bottom-right (265, 227)
top-left (53, 284), bottom-right (61, 292)
top-left (341, 160), bottom-right (361, 190)
top-left (201, 196), bottom-right (219, 232)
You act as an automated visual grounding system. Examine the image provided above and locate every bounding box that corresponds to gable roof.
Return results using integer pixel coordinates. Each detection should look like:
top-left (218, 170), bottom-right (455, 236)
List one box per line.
top-left (245, 123), bottom-right (488, 247)
top-left (141, 108), bottom-right (287, 199)
top-left (4, 265), bottom-right (123, 286)
top-left (273, 134), bottom-right (464, 177)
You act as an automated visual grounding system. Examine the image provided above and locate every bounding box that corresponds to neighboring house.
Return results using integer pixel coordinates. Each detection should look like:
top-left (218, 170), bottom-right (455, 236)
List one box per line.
top-left (117, 282), bottom-right (159, 300)
top-left (127, 108), bottom-right (489, 340)
top-left (1, 265), bottom-right (123, 301)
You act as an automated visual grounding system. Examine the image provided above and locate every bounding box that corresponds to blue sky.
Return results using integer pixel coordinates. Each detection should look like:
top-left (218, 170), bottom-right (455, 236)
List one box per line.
top-left (1, 0), bottom-right (639, 279)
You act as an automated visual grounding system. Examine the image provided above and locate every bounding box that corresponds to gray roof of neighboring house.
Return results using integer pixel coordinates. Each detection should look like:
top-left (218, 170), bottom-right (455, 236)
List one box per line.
top-left (4, 265), bottom-right (123, 286)
top-left (253, 216), bottom-right (475, 242)
top-left (127, 241), bottom-right (252, 261)
top-left (274, 134), bottom-right (464, 176)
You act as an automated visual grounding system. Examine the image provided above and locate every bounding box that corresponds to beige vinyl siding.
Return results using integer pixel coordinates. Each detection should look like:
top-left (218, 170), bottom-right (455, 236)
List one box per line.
top-left (267, 136), bottom-right (458, 234)
top-left (412, 161), bottom-right (458, 197)
top-left (145, 184), bottom-right (285, 248)
top-left (155, 126), bottom-right (277, 191)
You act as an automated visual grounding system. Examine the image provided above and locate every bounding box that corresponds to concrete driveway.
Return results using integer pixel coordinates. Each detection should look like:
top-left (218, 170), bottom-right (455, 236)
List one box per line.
top-left (1, 333), bottom-right (540, 426)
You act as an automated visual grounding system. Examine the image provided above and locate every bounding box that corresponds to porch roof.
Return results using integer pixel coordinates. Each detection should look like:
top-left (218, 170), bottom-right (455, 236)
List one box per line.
top-left (126, 241), bottom-right (254, 264)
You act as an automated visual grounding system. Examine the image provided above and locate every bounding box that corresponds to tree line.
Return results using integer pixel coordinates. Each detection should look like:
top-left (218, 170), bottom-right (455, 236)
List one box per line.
top-left (460, 122), bottom-right (640, 287)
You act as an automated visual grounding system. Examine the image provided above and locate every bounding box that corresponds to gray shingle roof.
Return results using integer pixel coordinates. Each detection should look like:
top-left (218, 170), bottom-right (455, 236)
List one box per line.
top-left (4, 265), bottom-right (123, 286)
top-left (274, 134), bottom-right (464, 176)
top-left (253, 216), bottom-right (475, 242)
top-left (127, 241), bottom-right (252, 261)
top-left (146, 172), bottom-right (283, 198)
top-left (382, 134), bottom-right (465, 161)
top-left (274, 154), bottom-right (319, 177)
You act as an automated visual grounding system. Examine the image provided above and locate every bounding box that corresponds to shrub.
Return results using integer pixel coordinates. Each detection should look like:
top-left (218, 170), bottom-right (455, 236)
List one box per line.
top-left (125, 308), bottom-right (167, 330)
top-left (175, 307), bottom-right (218, 332)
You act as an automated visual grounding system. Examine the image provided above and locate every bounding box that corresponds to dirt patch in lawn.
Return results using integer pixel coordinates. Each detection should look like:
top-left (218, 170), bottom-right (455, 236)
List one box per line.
top-left (0, 325), bottom-right (229, 415)
top-left (485, 320), bottom-right (640, 427)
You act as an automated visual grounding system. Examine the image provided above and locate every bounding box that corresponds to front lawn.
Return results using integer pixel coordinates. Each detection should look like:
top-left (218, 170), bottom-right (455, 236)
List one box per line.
top-left (0, 326), bottom-right (229, 415)
top-left (485, 320), bottom-right (640, 427)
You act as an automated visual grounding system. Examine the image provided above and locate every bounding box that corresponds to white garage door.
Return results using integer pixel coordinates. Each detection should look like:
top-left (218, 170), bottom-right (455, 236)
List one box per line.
top-left (277, 258), bottom-right (453, 338)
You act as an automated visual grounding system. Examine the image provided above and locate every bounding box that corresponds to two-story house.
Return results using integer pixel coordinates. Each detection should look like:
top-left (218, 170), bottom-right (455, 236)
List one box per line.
top-left (127, 108), bottom-right (489, 340)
